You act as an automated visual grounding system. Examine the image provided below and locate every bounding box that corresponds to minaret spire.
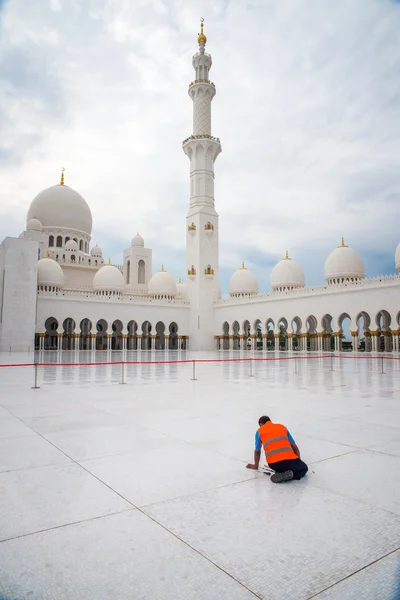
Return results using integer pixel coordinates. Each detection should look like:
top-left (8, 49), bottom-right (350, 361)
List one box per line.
top-left (183, 21), bottom-right (222, 351)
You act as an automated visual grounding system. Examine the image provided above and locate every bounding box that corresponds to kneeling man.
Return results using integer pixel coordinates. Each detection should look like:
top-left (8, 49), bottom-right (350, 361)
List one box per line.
top-left (246, 415), bottom-right (308, 483)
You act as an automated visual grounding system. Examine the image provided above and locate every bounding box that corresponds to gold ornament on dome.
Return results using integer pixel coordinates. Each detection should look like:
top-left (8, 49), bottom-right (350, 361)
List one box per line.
top-left (339, 237), bottom-right (347, 248)
top-left (198, 17), bottom-right (207, 44)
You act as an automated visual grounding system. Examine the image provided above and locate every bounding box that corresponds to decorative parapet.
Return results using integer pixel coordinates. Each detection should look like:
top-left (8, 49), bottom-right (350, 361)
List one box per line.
top-left (204, 266), bottom-right (214, 277)
top-left (37, 288), bottom-right (190, 306)
top-left (189, 79), bottom-right (215, 88)
top-left (182, 134), bottom-right (221, 145)
top-left (214, 273), bottom-right (400, 306)
top-left (204, 222), bottom-right (214, 232)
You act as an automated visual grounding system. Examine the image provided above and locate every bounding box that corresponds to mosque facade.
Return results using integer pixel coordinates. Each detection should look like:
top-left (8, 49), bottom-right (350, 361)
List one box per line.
top-left (0, 22), bottom-right (399, 354)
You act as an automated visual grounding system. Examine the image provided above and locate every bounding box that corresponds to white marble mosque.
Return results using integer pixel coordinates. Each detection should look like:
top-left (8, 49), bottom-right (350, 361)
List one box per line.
top-left (0, 20), bottom-right (399, 354)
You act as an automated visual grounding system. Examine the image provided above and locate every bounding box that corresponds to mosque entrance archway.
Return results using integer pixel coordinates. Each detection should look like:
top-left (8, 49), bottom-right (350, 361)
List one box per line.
top-left (278, 318), bottom-right (288, 351)
top-left (141, 321), bottom-right (152, 350)
top-left (169, 322), bottom-right (178, 350)
top-left (155, 321), bottom-right (165, 350)
top-left (62, 318), bottom-right (76, 350)
top-left (356, 311), bottom-right (371, 352)
top-left (376, 310), bottom-right (392, 352)
top-left (127, 320), bottom-right (138, 350)
top-left (111, 320), bottom-right (123, 350)
top-left (44, 317), bottom-right (58, 350)
top-left (254, 319), bottom-right (262, 350)
top-left (266, 319), bottom-right (275, 350)
top-left (96, 319), bottom-right (108, 350)
top-left (291, 317), bottom-right (302, 351)
top-left (338, 313), bottom-right (352, 352)
top-left (306, 315), bottom-right (318, 351)
top-left (79, 318), bottom-right (92, 350)
top-left (321, 314), bottom-right (334, 351)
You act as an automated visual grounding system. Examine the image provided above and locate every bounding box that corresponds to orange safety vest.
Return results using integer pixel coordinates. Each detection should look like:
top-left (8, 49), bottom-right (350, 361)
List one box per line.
top-left (258, 421), bottom-right (298, 464)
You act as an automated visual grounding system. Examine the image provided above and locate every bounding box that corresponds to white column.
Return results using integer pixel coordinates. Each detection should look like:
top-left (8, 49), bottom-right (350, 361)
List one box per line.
top-left (274, 333), bottom-right (280, 353)
top-left (351, 331), bottom-right (359, 352)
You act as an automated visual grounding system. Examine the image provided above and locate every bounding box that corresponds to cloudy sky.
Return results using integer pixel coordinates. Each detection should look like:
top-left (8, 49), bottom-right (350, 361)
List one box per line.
top-left (0, 0), bottom-right (399, 294)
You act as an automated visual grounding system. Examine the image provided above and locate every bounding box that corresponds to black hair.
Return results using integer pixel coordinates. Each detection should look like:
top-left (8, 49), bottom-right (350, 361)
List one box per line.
top-left (258, 416), bottom-right (271, 426)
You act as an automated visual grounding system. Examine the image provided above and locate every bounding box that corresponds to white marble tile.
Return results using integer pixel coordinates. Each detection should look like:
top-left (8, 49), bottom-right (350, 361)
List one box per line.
top-left (0, 462), bottom-right (131, 540)
top-left (22, 409), bottom-right (128, 435)
top-left (307, 449), bottom-right (400, 515)
top-left (0, 511), bottom-right (257, 600)
top-left (0, 435), bottom-right (70, 472)
top-left (313, 550), bottom-right (400, 599)
top-left (145, 478), bottom-right (400, 600)
top-left (0, 415), bottom-right (36, 439)
top-left (81, 440), bottom-right (262, 507)
top-left (45, 423), bottom-right (181, 461)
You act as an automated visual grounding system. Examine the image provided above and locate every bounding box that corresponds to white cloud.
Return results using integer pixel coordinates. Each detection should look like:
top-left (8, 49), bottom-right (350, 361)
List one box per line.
top-left (0, 0), bottom-right (399, 291)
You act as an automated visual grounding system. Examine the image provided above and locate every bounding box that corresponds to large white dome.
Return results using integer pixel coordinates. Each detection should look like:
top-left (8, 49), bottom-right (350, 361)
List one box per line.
top-left (37, 256), bottom-right (64, 288)
top-left (229, 263), bottom-right (258, 296)
top-left (395, 242), bottom-right (400, 273)
top-left (324, 239), bottom-right (364, 283)
top-left (27, 182), bottom-right (93, 235)
top-left (271, 252), bottom-right (305, 290)
top-left (93, 264), bottom-right (124, 292)
top-left (148, 266), bottom-right (177, 296)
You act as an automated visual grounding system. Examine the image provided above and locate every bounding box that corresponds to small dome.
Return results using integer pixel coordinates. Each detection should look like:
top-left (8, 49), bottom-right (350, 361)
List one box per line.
top-left (93, 264), bottom-right (124, 292)
top-left (37, 256), bottom-right (64, 288)
top-left (395, 242), bottom-right (400, 273)
top-left (271, 251), bottom-right (305, 290)
top-left (27, 217), bottom-right (42, 232)
top-left (91, 244), bottom-right (103, 257)
top-left (27, 180), bottom-right (92, 235)
top-left (176, 277), bottom-right (187, 298)
top-left (148, 266), bottom-right (177, 296)
top-left (131, 233), bottom-right (144, 247)
top-left (65, 239), bottom-right (78, 251)
top-left (229, 262), bottom-right (258, 296)
top-left (324, 238), bottom-right (364, 283)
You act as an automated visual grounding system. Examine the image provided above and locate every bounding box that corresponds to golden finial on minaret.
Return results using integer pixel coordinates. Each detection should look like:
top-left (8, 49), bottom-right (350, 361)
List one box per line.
top-left (241, 261), bottom-right (245, 269)
top-left (108, 257), bottom-right (111, 265)
top-left (60, 167), bottom-right (65, 186)
top-left (285, 250), bottom-right (289, 260)
top-left (198, 17), bottom-right (207, 45)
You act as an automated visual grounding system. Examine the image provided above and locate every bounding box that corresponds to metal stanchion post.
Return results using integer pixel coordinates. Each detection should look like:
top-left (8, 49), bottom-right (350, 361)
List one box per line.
top-left (294, 357), bottom-right (297, 374)
top-left (191, 359), bottom-right (197, 381)
top-left (31, 363), bottom-right (40, 389)
top-left (249, 358), bottom-right (253, 377)
top-left (381, 356), bottom-right (384, 374)
top-left (331, 354), bottom-right (334, 371)
top-left (120, 361), bottom-right (126, 384)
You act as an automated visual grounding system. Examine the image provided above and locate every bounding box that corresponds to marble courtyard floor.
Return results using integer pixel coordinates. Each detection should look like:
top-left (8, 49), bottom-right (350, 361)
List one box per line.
top-left (0, 351), bottom-right (399, 599)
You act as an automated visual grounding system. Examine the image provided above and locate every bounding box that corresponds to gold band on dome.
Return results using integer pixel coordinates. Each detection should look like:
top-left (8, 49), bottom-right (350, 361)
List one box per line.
top-left (198, 18), bottom-right (207, 44)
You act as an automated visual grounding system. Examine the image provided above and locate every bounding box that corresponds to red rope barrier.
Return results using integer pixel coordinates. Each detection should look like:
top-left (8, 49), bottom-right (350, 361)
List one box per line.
top-left (0, 353), bottom-right (399, 368)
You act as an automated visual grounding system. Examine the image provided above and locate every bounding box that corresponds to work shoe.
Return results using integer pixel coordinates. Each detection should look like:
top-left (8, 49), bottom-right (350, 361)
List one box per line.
top-left (271, 470), bottom-right (294, 483)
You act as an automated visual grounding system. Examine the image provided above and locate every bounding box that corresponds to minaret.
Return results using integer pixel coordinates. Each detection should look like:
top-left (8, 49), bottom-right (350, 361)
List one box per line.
top-left (183, 19), bottom-right (221, 351)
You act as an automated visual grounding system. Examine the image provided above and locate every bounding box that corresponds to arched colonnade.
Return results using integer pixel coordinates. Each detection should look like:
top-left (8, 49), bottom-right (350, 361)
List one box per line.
top-left (216, 310), bottom-right (400, 353)
top-left (37, 318), bottom-right (188, 351)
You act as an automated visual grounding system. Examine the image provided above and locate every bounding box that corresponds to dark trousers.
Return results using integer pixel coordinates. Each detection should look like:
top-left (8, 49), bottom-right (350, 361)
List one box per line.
top-left (268, 458), bottom-right (308, 480)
